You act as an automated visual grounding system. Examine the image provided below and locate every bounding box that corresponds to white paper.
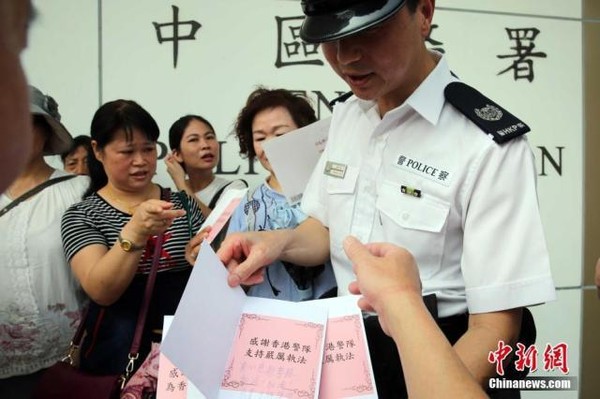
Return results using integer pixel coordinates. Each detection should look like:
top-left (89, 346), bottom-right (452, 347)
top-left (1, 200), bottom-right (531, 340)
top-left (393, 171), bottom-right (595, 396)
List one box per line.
top-left (263, 117), bottom-right (331, 205)
top-left (162, 241), bottom-right (247, 399)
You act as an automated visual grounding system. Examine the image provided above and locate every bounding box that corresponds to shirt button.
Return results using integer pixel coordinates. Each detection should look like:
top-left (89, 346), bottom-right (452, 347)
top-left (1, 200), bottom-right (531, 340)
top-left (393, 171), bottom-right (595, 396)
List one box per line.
top-left (402, 212), bottom-right (410, 221)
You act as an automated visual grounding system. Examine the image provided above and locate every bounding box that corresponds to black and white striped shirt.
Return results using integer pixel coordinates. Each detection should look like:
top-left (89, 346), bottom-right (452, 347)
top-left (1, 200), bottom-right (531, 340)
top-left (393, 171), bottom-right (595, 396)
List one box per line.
top-left (61, 189), bottom-right (203, 274)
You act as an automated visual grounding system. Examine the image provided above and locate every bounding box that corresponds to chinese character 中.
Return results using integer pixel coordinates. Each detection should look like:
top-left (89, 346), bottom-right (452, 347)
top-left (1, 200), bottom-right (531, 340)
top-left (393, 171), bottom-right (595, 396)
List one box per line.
top-left (488, 340), bottom-right (513, 376)
top-left (497, 28), bottom-right (547, 82)
top-left (543, 343), bottom-right (569, 374)
top-left (275, 16), bottom-right (323, 68)
top-left (152, 5), bottom-right (201, 68)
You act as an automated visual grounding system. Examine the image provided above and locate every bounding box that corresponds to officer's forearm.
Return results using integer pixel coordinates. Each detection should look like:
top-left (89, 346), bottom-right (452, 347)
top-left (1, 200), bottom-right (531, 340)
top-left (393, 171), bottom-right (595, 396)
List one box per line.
top-left (280, 217), bottom-right (330, 266)
top-left (453, 308), bottom-right (522, 386)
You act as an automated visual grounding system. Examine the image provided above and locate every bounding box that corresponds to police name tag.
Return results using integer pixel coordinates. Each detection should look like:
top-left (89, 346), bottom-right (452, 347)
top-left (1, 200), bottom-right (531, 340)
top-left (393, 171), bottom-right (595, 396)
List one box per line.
top-left (324, 161), bottom-right (347, 179)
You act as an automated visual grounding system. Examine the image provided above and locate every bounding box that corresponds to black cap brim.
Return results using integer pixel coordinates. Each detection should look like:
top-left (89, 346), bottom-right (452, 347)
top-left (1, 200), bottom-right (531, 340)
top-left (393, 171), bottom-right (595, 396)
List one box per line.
top-left (300, 0), bottom-right (406, 43)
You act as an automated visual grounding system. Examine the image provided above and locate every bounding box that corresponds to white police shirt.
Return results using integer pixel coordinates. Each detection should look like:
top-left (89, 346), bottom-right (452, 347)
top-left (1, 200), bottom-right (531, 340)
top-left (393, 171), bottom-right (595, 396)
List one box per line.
top-left (302, 56), bottom-right (556, 318)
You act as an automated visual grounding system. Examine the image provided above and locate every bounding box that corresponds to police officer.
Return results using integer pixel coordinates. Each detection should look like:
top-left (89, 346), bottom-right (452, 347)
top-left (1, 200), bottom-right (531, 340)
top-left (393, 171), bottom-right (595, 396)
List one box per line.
top-left (211, 0), bottom-right (556, 397)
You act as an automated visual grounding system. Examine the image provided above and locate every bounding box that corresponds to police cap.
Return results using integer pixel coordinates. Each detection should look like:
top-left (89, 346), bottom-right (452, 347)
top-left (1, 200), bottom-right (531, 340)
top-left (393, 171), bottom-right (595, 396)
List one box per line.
top-left (300, 0), bottom-right (406, 43)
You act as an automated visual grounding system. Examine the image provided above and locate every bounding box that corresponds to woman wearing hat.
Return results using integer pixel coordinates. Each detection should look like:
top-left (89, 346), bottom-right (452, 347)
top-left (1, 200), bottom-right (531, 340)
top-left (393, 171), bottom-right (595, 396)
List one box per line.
top-left (0, 86), bottom-right (89, 399)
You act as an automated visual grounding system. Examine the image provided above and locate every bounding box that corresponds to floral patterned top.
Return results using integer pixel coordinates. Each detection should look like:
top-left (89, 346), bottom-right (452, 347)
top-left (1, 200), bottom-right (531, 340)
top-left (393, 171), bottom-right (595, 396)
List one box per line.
top-left (227, 181), bottom-right (337, 301)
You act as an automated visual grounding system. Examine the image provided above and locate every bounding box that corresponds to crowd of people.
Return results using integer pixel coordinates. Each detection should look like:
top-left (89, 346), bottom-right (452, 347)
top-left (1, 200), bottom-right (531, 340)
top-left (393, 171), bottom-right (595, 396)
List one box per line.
top-left (0, 0), bottom-right (567, 398)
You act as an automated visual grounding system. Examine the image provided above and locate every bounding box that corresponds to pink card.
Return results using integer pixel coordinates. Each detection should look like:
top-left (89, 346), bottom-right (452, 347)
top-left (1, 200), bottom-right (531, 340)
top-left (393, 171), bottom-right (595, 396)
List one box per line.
top-left (198, 187), bottom-right (247, 243)
top-left (157, 354), bottom-right (189, 399)
top-left (320, 315), bottom-right (375, 397)
top-left (221, 312), bottom-right (325, 398)
top-left (313, 296), bottom-right (377, 399)
top-left (161, 243), bottom-right (327, 398)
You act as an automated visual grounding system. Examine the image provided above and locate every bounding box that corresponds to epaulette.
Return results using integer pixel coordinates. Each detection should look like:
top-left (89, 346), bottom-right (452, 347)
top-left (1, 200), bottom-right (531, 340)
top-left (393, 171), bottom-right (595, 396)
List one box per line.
top-left (328, 91), bottom-right (353, 107)
top-left (444, 82), bottom-right (530, 144)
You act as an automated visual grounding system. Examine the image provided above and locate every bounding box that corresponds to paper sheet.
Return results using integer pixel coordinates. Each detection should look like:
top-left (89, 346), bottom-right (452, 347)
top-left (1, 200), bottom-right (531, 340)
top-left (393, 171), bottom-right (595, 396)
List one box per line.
top-left (262, 117), bottom-right (331, 205)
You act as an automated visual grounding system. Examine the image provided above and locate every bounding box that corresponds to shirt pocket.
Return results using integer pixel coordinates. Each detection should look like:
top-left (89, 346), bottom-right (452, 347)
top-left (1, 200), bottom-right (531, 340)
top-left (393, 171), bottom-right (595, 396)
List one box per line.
top-left (376, 180), bottom-right (450, 278)
top-left (326, 164), bottom-right (359, 195)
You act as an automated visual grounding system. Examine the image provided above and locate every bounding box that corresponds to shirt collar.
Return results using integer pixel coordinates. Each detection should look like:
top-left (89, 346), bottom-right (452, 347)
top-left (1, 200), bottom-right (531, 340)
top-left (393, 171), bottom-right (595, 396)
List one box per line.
top-left (404, 53), bottom-right (455, 126)
top-left (343, 52), bottom-right (456, 125)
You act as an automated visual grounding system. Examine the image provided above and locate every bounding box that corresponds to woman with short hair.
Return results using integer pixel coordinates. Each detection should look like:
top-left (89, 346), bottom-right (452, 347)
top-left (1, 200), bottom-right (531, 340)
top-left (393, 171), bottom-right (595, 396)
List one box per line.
top-left (61, 99), bottom-right (204, 376)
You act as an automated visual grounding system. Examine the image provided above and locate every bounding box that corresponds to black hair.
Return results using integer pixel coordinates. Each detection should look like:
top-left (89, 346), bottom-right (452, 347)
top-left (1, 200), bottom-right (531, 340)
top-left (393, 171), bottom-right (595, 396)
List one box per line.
top-left (234, 87), bottom-right (316, 160)
top-left (60, 135), bottom-right (92, 162)
top-left (85, 99), bottom-right (159, 197)
top-left (168, 114), bottom-right (215, 152)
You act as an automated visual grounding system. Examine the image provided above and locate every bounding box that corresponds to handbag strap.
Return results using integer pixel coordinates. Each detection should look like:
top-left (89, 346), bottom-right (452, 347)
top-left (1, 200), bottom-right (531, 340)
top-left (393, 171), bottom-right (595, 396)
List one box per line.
top-left (207, 179), bottom-right (248, 209)
top-left (0, 175), bottom-right (76, 218)
top-left (124, 187), bottom-right (171, 375)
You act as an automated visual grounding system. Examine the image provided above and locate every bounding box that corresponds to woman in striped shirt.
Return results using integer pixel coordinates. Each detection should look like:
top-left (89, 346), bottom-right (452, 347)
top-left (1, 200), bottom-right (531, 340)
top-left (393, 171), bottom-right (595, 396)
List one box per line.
top-left (61, 99), bottom-right (204, 376)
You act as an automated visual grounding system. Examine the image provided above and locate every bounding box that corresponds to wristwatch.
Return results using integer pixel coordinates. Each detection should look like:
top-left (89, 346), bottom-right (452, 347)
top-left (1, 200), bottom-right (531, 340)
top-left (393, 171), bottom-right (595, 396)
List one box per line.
top-left (118, 233), bottom-right (145, 252)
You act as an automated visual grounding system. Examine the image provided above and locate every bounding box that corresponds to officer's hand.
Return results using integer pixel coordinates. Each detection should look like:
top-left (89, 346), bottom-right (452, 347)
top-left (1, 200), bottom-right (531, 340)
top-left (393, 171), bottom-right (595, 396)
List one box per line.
top-left (217, 231), bottom-right (286, 287)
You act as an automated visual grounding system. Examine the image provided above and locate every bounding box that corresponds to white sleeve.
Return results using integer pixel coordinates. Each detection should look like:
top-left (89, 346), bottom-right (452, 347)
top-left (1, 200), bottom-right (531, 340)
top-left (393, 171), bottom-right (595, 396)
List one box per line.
top-left (301, 147), bottom-right (330, 228)
top-left (461, 136), bottom-right (556, 314)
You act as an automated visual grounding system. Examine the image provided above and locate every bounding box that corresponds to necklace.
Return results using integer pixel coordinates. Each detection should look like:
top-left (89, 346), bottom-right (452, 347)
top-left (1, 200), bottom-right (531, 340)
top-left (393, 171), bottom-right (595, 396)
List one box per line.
top-left (103, 186), bottom-right (154, 215)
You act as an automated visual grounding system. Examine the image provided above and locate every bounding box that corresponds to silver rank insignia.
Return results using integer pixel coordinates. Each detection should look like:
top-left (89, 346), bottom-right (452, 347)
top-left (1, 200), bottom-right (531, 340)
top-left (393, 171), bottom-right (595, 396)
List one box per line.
top-left (474, 104), bottom-right (503, 121)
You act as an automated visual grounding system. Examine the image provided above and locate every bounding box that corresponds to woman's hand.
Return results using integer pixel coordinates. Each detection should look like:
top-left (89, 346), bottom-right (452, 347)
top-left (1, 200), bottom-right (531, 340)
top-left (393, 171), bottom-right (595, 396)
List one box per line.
top-left (185, 226), bottom-right (212, 265)
top-left (122, 199), bottom-right (186, 244)
top-left (164, 152), bottom-right (187, 190)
